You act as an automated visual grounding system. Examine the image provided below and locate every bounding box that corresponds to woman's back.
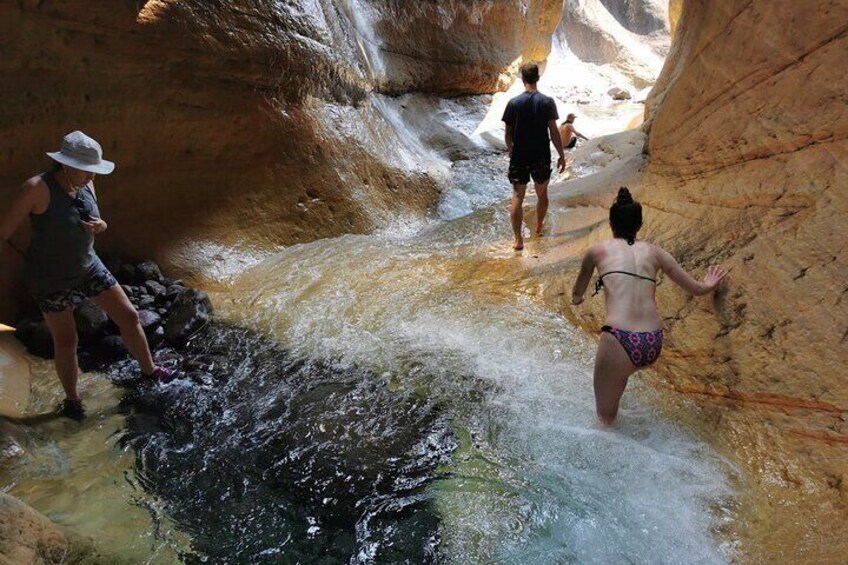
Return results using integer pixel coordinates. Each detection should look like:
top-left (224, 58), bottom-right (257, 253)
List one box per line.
top-left (593, 239), bottom-right (662, 331)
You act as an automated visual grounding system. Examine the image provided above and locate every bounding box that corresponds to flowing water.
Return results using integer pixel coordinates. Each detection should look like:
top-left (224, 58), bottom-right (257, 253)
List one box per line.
top-left (1, 104), bottom-right (737, 563)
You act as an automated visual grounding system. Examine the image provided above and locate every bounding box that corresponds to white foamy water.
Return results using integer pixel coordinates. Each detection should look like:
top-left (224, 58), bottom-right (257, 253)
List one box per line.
top-left (216, 206), bottom-right (736, 562)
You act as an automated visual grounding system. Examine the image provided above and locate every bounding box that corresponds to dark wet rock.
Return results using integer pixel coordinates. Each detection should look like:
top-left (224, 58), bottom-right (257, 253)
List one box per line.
top-left (165, 284), bottom-right (186, 301)
top-left (135, 260), bottom-right (164, 283)
top-left (14, 317), bottom-right (53, 359)
top-left (121, 284), bottom-right (134, 297)
top-left (164, 289), bottom-right (213, 346)
top-left (116, 263), bottom-right (136, 284)
top-left (138, 296), bottom-right (156, 309)
top-left (97, 335), bottom-right (127, 363)
top-left (144, 280), bottom-right (167, 298)
top-left (137, 310), bottom-right (162, 332)
top-left (103, 255), bottom-right (123, 276)
top-left (148, 325), bottom-right (165, 349)
top-left (73, 301), bottom-right (109, 341)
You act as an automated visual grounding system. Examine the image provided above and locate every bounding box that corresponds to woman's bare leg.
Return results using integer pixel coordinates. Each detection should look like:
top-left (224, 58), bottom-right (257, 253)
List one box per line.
top-left (91, 284), bottom-right (155, 375)
top-left (593, 332), bottom-right (636, 426)
top-left (43, 308), bottom-right (81, 402)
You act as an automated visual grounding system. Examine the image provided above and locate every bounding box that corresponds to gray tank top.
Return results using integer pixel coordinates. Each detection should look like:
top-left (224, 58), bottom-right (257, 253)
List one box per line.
top-left (25, 172), bottom-right (103, 294)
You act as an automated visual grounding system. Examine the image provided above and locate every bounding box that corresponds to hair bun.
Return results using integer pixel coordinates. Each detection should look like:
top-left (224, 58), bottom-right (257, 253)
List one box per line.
top-left (616, 187), bottom-right (633, 205)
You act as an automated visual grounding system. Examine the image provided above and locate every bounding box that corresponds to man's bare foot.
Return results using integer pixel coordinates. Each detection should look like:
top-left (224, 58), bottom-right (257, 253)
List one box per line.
top-left (534, 222), bottom-right (545, 237)
top-left (513, 239), bottom-right (524, 251)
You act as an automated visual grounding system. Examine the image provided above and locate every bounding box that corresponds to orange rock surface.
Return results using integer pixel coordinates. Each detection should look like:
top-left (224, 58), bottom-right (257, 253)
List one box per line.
top-left (0, 0), bottom-right (560, 323)
top-left (542, 1), bottom-right (847, 560)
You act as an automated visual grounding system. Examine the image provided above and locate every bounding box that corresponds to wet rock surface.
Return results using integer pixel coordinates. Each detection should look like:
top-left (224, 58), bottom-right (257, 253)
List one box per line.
top-left (13, 260), bottom-right (212, 372)
top-left (0, 493), bottom-right (111, 565)
top-left (111, 323), bottom-right (457, 563)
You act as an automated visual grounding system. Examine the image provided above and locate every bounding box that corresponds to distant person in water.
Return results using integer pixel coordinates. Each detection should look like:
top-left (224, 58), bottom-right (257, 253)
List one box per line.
top-left (559, 113), bottom-right (589, 150)
top-left (502, 62), bottom-right (566, 250)
top-left (571, 187), bottom-right (728, 426)
top-left (0, 131), bottom-right (172, 421)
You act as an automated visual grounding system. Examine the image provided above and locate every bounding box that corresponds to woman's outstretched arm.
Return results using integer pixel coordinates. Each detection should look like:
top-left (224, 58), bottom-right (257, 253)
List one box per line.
top-left (655, 247), bottom-right (728, 295)
top-left (572, 247), bottom-right (597, 305)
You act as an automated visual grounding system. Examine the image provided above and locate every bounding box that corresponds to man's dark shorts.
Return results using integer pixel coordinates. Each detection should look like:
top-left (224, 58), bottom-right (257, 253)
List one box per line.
top-left (508, 159), bottom-right (552, 186)
top-left (34, 266), bottom-right (118, 314)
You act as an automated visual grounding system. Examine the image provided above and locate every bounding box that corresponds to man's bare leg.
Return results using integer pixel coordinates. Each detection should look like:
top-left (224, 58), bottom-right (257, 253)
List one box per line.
top-left (534, 180), bottom-right (550, 237)
top-left (593, 332), bottom-right (636, 426)
top-left (510, 184), bottom-right (527, 250)
top-left (43, 309), bottom-right (81, 402)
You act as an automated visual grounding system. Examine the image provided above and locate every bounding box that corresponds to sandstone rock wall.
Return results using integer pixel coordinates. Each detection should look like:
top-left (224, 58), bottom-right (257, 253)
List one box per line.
top-left (555, 0), bottom-right (668, 89)
top-left (576, 0), bottom-right (847, 559)
top-left (0, 0), bottom-right (559, 323)
top-left (347, 0), bottom-right (563, 94)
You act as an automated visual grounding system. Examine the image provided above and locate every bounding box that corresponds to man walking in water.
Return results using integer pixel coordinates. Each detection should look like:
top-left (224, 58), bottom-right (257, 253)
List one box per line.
top-left (559, 113), bottom-right (589, 150)
top-left (503, 62), bottom-right (566, 250)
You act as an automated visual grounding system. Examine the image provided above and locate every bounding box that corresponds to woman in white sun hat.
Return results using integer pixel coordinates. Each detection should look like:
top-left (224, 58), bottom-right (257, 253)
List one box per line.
top-left (0, 131), bottom-right (171, 420)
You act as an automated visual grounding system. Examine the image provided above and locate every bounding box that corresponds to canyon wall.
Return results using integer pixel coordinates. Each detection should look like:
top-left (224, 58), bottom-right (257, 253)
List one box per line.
top-left (557, 0), bottom-right (847, 559)
top-left (0, 0), bottom-right (562, 322)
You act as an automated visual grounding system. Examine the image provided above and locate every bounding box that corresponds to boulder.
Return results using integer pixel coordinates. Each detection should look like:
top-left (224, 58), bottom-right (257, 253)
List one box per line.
top-left (164, 290), bottom-right (214, 346)
top-left (608, 87), bottom-right (632, 100)
top-left (148, 325), bottom-right (165, 349)
top-left (96, 335), bottom-right (127, 364)
top-left (13, 317), bottom-right (53, 359)
top-left (0, 493), bottom-right (111, 564)
top-left (137, 310), bottom-right (162, 332)
top-left (116, 264), bottom-right (136, 285)
top-left (73, 301), bottom-right (109, 342)
top-left (135, 260), bottom-right (164, 283)
top-left (144, 280), bottom-right (167, 298)
top-left (165, 284), bottom-right (186, 301)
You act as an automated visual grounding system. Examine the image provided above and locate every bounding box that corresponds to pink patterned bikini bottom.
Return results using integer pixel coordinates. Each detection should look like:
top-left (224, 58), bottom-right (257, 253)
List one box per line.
top-left (601, 325), bottom-right (664, 368)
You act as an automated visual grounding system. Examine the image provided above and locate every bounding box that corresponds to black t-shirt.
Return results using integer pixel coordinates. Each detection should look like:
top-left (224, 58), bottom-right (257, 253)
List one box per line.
top-left (502, 91), bottom-right (559, 165)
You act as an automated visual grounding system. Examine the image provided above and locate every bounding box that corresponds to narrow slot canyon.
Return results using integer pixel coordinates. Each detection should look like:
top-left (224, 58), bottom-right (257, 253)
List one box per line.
top-left (0, 1), bottom-right (845, 563)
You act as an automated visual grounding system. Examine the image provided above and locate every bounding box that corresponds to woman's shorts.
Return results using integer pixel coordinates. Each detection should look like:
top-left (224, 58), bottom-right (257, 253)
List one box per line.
top-left (34, 266), bottom-right (118, 314)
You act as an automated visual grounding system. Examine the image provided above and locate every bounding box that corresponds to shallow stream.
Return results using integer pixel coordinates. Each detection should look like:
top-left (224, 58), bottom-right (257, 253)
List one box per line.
top-left (1, 127), bottom-right (737, 563)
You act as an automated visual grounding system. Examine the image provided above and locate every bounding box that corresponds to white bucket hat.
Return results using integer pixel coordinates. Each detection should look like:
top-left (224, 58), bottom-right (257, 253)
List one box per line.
top-left (47, 130), bottom-right (115, 174)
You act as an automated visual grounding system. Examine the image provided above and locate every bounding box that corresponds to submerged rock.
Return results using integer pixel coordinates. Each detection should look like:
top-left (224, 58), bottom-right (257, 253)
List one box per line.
top-left (0, 493), bottom-right (111, 564)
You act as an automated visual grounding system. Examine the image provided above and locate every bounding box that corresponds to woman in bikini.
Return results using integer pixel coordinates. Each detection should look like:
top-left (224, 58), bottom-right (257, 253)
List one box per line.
top-left (571, 187), bottom-right (728, 425)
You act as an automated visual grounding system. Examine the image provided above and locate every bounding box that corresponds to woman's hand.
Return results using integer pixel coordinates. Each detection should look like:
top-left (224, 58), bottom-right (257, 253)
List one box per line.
top-left (702, 265), bottom-right (729, 292)
top-left (81, 218), bottom-right (108, 234)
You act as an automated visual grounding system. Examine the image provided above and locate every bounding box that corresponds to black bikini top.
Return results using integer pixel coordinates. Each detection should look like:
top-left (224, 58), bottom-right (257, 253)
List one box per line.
top-left (592, 270), bottom-right (657, 296)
